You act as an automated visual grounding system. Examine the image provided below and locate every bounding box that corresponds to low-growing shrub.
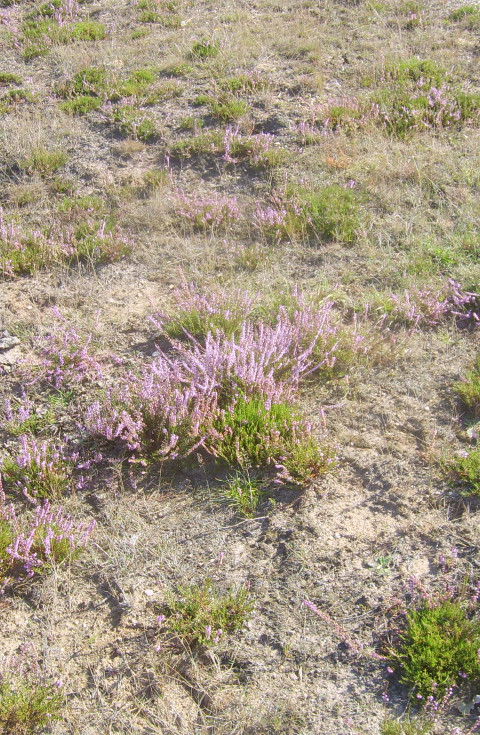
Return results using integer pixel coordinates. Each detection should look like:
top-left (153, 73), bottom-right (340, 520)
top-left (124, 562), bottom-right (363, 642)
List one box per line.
top-left (0, 671), bottom-right (64, 733)
top-left (157, 579), bottom-right (253, 649)
top-left (390, 599), bottom-right (480, 698)
top-left (21, 148), bottom-right (68, 177)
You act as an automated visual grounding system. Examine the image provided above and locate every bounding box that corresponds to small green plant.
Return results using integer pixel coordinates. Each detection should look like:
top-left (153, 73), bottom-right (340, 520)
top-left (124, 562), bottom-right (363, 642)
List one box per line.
top-left (60, 95), bottom-right (102, 115)
top-left (221, 471), bottom-right (264, 517)
top-left (22, 148), bottom-right (68, 177)
top-left (162, 62), bottom-right (193, 77)
top-left (442, 447), bottom-right (480, 495)
top-left (194, 93), bottom-right (249, 121)
top-left (158, 579), bottom-right (253, 649)
top-left (190, 40), bottom-right (219, 59)
top-left (71, 21), bottom-right (106, 40)
top-left (111, 105), bottom-right (156, 141)
top-left (390, 599), bottom-right (480, 698)
top-left (0, 676), bottom-right (64, 733)
top-left (448, 4), bottom-right (480, 27)
top-left (454, 353), bottom-right (480, 415)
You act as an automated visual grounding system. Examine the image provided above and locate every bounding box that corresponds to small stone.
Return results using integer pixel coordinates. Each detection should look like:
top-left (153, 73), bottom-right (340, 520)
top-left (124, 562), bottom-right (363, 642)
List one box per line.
top-left (0, 336), bottom-right (20, 351)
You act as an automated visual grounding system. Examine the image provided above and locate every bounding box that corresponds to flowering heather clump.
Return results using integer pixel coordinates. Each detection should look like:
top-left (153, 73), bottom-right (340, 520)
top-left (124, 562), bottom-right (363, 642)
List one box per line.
top-left (35, 314), bottom-right (104, 389)
top-left (1, 435), bottom-right (70, 503)
top-left (0, 497), bottom-right (95, 588)
top-left (85, 297), bottom-right (341, 477)
top-left (174, 190), bottom-right (241, 230)
top-left (150, 281), bottom-right (256, 340)
top-left (377, 280), bottom-right (480, 331)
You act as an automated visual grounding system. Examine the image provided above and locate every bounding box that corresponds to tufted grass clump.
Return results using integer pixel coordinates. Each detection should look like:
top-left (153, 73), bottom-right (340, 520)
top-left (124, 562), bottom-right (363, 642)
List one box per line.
top-left (448, 5), bottom-right (480, 28)
top-left (221, 471), bottom-right (264, 517)
top-left (157, 579), bottom-right (253, 649)
top-left (111, 105), bottom-right (156, 141)
top-left (190, 40), bottom-right (220, 60)
top-left (390, 600), bottom-right (480, 698)
top-left (302, 185), bottom-right (360, 244)
top-left (21, 148), bottom-right (68, 177)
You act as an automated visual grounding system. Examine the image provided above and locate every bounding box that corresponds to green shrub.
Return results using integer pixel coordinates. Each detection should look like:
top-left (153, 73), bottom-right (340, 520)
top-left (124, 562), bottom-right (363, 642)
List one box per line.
top-left (158, 580), bottom-right (253, 649)
top-left (391, 600), bottom-right (480, 698)
top-left (443, 447), bottom-right (480, 495)
top-left (0, 678), bottom-right (63, 733)
top-left (111, 105), bottom-right (156, 141)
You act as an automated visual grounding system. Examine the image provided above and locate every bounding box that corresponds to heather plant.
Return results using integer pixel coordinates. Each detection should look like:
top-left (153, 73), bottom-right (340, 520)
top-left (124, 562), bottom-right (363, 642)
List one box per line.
top-left (1, 435), bottom-right (71, 503)
top-left (254, 184), bottom-right (360, 244)
top-left (0, 209), bottom-right (131, 278)
top-left (194, 93), bottom-right (249, 122)
top-left (390, 599), bottom-right (480, 698)
top-left (174, 190), bottom-right (241, 231)
top-left (3, 396), bottom-right (55, 437)
top-left (157, 579), bottom-right (253, 649)
top-left (35, 320), bottom-right (104, 389)
top-left (212, 395), bottom-right (333, 484)
top-left (110, 104), bottom-right (156, 141)
top-left (0, 498), bottom-right (95, 588)
top-left (0, 656), bottom-right (64, 734)
top-left (454, 353), bottom-right (480, 416)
